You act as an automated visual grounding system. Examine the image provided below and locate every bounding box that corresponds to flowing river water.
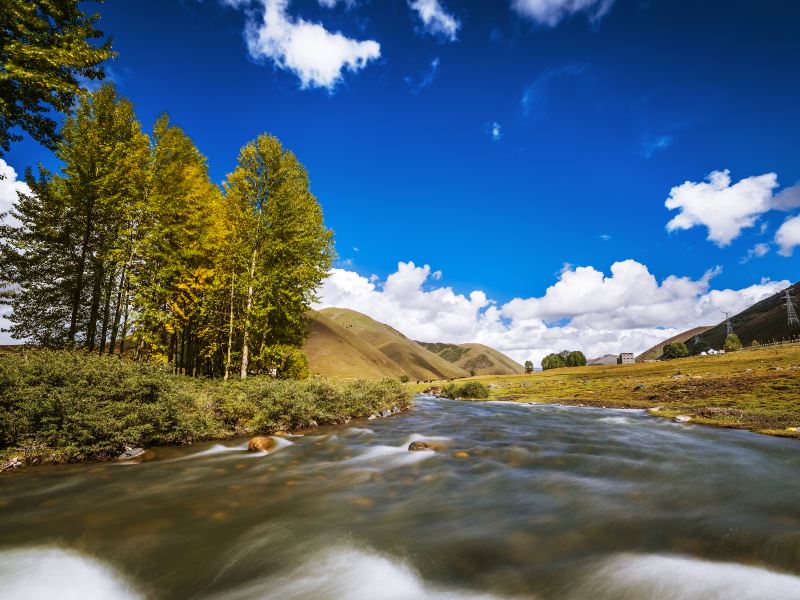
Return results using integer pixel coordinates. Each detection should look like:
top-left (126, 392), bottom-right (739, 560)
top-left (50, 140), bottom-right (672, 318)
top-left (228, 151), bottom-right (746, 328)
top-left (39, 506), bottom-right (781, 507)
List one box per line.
top-left (2, 395), bottom-right (800, 599)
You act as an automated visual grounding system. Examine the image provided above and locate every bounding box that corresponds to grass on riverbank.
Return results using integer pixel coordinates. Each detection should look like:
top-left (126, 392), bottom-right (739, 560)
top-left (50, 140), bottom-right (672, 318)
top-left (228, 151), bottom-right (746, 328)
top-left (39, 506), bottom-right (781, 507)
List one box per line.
top-left (414, 344), bottom-right (800, 438)
top-left (0, 349), bottom-right (412, 468)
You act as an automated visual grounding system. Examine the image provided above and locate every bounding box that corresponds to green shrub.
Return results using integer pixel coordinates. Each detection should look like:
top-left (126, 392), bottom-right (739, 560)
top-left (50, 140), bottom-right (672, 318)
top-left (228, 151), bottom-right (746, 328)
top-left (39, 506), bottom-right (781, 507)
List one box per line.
top-left (524, 360), bottom-right (534, 374)
top-left (442, 381), bottom-right (489, 399)
top-left (399, 374), bottom-right (410, 383)
top-left (0, 350), bottom-right (412, 465)
top-left (724, 334), bottom-right (743, 352)
top-left (279, 350), bottom-right (310, 380)
top-left (541, 353), bottom-right (566, 370)
top-left (662, 342), bottom-right (689, 360)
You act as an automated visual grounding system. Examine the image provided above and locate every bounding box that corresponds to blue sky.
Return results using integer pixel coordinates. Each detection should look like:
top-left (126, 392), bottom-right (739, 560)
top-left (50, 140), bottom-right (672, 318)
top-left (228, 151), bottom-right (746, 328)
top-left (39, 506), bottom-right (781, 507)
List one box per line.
top-left (2, 0), bottom-right (800, 361)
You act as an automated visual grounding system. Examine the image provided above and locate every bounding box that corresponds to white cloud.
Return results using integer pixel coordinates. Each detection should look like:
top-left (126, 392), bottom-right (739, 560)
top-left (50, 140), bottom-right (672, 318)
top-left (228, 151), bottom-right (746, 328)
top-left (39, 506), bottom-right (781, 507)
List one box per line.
top-left (406, 57), bottom-right (440, 93)
top-left (599, 234), bottom-right (611, 241)
top-left (739, 242), bottom-right (770, 264)
top-left (485, 121), bottom-right (502, 141)
top-left (665, 170), bottom-right (779, 247)
top-left (237, 0), bottom-right (380, 90)
top-left (316, 259), bottom-right (788, 367)
top-left (772, 184), bottom-right (800, 212)
top-left (0, 159), bottom-right (27, 228)
top-left (409, 0), bottom-right (460, 41)
top-left (641, 134), bottom-right (673, 158)
top-left (775, 215), bottom-right (800, 257)
top-left (511, 0), bottom-right (615, 27)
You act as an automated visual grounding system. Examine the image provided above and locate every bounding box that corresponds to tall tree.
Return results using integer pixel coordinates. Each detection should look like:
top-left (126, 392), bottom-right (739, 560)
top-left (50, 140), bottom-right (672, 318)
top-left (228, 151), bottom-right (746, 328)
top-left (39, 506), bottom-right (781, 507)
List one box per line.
top-left (224, 134), bottom-right (333, 378)
top-left (0, 0), bottom-right (114, 155)
top-left (0, 84), bottom-right (148, 347)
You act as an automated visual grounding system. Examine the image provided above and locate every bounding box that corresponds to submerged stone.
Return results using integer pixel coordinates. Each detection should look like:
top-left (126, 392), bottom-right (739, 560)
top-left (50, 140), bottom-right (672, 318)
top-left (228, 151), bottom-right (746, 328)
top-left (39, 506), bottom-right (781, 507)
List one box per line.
top-left (247, 437), bottom-right (277, 452)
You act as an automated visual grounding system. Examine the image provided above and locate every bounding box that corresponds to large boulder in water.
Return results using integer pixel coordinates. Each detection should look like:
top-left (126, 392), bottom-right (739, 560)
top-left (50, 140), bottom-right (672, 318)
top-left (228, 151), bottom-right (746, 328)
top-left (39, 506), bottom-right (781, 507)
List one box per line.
top-left (248, 436), bottom-right (277, 452)
top-left (408, 440), bottom-right (450, 452)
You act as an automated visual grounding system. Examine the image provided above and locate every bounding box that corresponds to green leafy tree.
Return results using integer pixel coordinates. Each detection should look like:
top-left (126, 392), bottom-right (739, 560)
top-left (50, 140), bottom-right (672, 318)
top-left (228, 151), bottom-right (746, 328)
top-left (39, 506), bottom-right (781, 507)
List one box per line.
top-left (0, 0), bottom-right (114, 155)
top-left (524, 360), bottom-right (534, 373)
top-left (224, 134), bottom-right (334, 379)
top-left (662, 342), bottom-right (689, 360)
top-left (279, 349), bottom-right (310, 380)
top-left (1, 85), bottom-right (148, 349)
top-left (541, 353), bottom-right (566, 370)
top-left (724, 333), bottom-right (743, 352)
top-left (566, 351), bottom-right (587, 367)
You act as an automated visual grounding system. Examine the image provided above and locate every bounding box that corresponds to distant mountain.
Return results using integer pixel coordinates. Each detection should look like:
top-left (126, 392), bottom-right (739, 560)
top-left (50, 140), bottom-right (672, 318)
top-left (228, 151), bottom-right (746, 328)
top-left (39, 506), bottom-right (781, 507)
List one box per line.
top-left (691, 282), bottom-right (800, 350)
top-left (635, 326), bottom-right (713, 362)
top-left (587, 354), bottom-right (619, 366)
top-left (307, 308), bottom-right (467, 380)
top-left (416, 342), bottom-right (525, 376)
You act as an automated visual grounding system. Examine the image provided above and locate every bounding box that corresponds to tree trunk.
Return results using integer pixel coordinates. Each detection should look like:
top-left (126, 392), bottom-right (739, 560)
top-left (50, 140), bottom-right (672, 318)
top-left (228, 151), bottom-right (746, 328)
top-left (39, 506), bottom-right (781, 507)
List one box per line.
top-left (86, 263), bottom-right (103, 352)
top-left (119, 280), bottom-right (130, 355)
top-left (240, 249), bottom-right (258, 379)
top-left (224, 275), bottom-right (235, 381)
top-left (99, 268), bottom-right (115, 354)
top-left (108, 267), bottom-right (126, 355)
top-left (68, 198), bottom-right (94, 345)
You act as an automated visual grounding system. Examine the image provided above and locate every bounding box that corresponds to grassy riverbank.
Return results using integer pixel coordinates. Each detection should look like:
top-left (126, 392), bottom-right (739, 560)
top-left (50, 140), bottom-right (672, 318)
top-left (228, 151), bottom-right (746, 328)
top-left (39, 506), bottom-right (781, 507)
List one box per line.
top-left (0, 350), bottom-right (412, 469)
top-left (414, 344), bottom-right (800, 438)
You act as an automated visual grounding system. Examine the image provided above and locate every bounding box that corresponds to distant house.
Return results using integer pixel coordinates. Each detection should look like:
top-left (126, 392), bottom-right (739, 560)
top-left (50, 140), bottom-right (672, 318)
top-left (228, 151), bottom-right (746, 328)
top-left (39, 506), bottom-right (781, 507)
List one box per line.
top-left (617, 352), bottom-right (635, 365)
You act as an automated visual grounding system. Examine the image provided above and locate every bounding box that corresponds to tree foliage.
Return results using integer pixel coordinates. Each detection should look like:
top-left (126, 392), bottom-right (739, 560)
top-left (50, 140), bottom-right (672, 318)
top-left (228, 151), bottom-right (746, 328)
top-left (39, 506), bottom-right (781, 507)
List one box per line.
top-left (565, 351), bottom-right (587, 367)
top-left (524, 360), bottom-right (534, 374)
top-left (541, 353), bottom-right (566, 370)
top-left (662, 342), bottom-right (689, 360)
top-left (724, 333), bottom-right (743, 353)
top-left (0, 0), bottom-right (114, 155)
top-left (0, 86), bottom-right (334, 380)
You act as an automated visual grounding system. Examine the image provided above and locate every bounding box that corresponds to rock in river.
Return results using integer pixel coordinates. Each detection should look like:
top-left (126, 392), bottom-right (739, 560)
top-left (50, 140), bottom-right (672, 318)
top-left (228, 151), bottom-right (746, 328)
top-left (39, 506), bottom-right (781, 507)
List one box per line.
top-left (248, 437), bottom-right (277, 452)
top-left (408, 440), bottom-right (450, 452)
top-left (673, 415), bottom-right (692, 423)
top-left (117, 447), bottom-right (147, 461)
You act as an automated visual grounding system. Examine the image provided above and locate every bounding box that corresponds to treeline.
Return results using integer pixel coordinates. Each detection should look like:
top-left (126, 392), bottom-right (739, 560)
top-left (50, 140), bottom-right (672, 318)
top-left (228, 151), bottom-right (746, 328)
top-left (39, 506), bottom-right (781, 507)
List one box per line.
top-left (541, 350), bottom-right (587, 370)
top-left (0, 85), bottom-right (333, 379)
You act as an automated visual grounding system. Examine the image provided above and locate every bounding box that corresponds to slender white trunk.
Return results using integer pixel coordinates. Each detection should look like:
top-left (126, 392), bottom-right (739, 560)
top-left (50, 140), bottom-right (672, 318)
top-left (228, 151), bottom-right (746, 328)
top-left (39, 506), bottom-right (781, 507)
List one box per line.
top-left (240, 249), bottom-right (258, 379)
top-left (224, 275), bottom-right (235, 381)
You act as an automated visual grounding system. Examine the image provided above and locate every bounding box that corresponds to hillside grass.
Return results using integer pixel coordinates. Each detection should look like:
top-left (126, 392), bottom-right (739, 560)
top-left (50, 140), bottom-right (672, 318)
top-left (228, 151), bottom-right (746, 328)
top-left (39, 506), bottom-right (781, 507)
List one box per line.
top-left (0, 349), bottom-right (412, 468)
top-left (414, 344), bottom-right (800, 438)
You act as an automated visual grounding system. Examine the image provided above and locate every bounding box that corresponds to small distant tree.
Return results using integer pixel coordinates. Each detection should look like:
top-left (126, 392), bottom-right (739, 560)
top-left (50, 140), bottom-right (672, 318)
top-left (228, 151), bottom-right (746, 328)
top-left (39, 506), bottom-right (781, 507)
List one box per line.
top-left (399, 374), bottom-right (410, 383)
top-left (469, 368), bottom-right (476, 377)
top-left (524, 360), bottom-right (534, 374)
top-left (750, 340), bottom-right (761, 348)
top-left (724, 333), bottom-right (743, 352)
top-left (566, 351), bottom-right (587, 367)
top-left (542, 353), bottom-right (566, 370)
top-left (662, 342), bottom-right (689, 360)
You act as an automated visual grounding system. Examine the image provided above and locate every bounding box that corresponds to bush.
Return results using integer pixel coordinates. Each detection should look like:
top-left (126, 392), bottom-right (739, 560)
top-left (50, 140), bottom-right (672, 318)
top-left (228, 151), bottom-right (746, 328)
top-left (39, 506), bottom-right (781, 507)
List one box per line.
top-left (278, 350), bottom-right (310, 380)
top-left (442, 381), bottom-right (490, 399)
top-left (724, 333), bottom-right (743, 352)
top-left (662, 342), bottom-right (689, 360)
top-left (541, 353), bottom-right (566, 370)
top-left (0, 350), bottom-right (413, 465)
top-left (399, 374), bottom-right (410, 383)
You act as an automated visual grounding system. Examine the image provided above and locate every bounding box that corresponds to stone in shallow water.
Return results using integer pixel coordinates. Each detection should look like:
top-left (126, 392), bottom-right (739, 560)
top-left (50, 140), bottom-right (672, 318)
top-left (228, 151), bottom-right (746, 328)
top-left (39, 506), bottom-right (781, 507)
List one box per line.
top-left (117, 447), bottom-right (146, 461)
top-left (408, 440), bottom-right (449, 452)
top-left (247, 437), bottom-right (277, 452)
top-left (673, 415), bottom-right (692, 423)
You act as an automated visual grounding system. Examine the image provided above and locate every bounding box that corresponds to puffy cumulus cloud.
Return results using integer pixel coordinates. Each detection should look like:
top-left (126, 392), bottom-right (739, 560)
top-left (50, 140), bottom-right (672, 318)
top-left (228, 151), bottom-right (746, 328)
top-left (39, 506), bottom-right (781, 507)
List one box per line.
top-left (775, 215), bottom-right (800, 257)
top-left (665, 173), bottom-right (800, 249)
top-left (237, 0), bottom-right (380, 90)
top-left (665, 170), bottom-right (779, 247)
top-left (0, 159), bottom-right (28, 228)
top-left (316, 259), bottom-right (788, 367)
top-left (409, 0), bottom-right (460, 41)
top-left (511, 0), bottom-right (615, 27)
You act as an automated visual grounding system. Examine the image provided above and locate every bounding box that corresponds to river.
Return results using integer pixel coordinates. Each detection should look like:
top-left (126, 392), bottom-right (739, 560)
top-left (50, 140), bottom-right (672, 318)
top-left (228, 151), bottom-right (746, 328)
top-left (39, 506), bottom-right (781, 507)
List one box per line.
top-left (1, 395), bottom-right (799, 599)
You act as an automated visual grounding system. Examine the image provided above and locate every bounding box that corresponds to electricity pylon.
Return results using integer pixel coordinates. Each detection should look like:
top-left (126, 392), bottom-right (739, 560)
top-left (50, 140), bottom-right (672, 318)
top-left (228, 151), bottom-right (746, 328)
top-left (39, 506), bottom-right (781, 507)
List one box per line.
top-left (723, 312), bottom-right (734, 336)
top-left (782, 288), bottom-right (800, 327)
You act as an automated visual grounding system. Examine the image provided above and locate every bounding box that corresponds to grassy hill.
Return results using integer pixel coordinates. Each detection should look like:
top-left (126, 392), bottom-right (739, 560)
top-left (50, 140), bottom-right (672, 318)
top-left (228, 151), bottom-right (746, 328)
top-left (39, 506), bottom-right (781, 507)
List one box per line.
top-left (302, 310), bottom-right (405, 379)
top-left (691, 282), bottom-right (800, 350)
top-left (636, 326), bottom-right (713, 362)
top-left (413, 344), bottom-right (800, 438)
top-left (316, 308), bottom-right (467, 381)
top-left (417, 341), bottom-right (524, 375)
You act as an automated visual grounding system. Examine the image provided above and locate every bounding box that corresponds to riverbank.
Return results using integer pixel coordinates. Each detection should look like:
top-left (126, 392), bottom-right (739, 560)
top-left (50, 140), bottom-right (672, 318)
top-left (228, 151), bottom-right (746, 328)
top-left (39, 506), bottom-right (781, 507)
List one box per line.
top-left (413, 344), bottom-right (800, 438)
top-left (0, 349), bottom-right (412, 471)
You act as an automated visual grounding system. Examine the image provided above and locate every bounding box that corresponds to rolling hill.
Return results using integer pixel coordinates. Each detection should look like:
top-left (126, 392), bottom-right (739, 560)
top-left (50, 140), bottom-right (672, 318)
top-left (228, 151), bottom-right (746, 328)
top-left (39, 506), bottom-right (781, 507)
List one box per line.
top-left (691, 282), bottom-right (800, 350)
top-left (635, 326), bottom-right (713, 362)
top-left (416, 341), bottom-right (524, 375)
top-left (310, 308), bottom-right (467, 380)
